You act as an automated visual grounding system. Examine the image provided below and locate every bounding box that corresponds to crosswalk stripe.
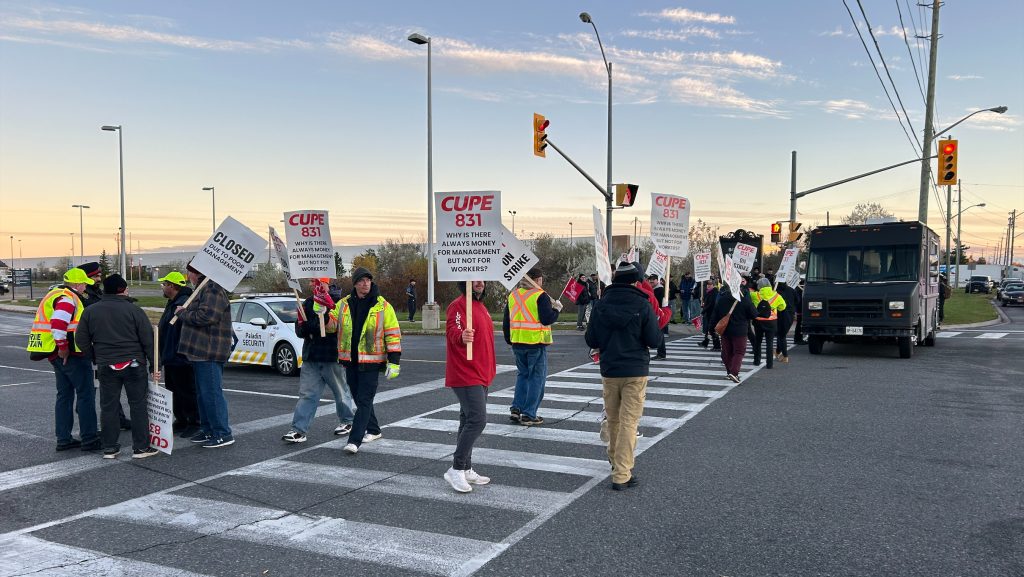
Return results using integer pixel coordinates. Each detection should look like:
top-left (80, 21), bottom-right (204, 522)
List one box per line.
top-left (976, 332), bottom-right (1008, 339)
top-left (471, 402), bottom-right (684, 428)
top-left (557, 367), bottom-right (749, 379)
top-left (234, 459), bottom-right (572, 514)
top-left (542, 380), bottom-right (723, 401)
top-left (390, 415), bottom-right (656, 449)
top-left (93, 494), bottom-right (498, 576)
top-left (0, 456), bottom-right (116, 494)
top-left (343, 437), bottom-right (611, 477)
top-left (487, 389), bottom-right (711, 410)
top-left (0, 534), bottom-right (215, 576)
top-left (936, 332), bottom-right (960, 337)
top-left (650, 375), bottom-right (734, 387)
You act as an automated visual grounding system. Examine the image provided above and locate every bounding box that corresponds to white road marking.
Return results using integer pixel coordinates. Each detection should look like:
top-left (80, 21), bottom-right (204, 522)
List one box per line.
top-left (936, 332), bottom-right (961, 338)
top-left (0, 456), bottom-right (116, 494)
top-left (93, 494), bottom-right (499, 576)
top-left (976, 332), bottom-right (1008, 339)
top-left (0, 381), bottom-right (39, 388)
top-left (0, 534), bottom-right (216, 577)
top-left (0, 364), bottom-right (52, 374)
top-left (542, 379), bottom-right (724, 400)
top-left (389, 415), bottom-right (651, 448)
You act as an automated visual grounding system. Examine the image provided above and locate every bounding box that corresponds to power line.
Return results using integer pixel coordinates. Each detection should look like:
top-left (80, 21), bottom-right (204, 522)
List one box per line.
top-left (842, 0), bottom-right (922, 157)
top-left (856, 0), bottom-right (920, 149)
top-left (896, 0), bottom-right (927, 104)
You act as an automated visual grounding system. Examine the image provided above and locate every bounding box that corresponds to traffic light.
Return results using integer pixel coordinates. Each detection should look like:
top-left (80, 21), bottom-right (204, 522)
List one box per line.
top-left (937, 139), bottom-right (958, 185)
top-left (615, 183), bottom-right (639, 207)
top-left (787, 221), bottom-right (803, 243)
top-left (533, 113), bottom-right (549, 158)
top-left (770, 222), bottom-right (782, 243)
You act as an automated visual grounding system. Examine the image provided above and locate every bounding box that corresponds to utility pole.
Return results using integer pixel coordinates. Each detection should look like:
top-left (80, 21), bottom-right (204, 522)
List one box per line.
top-left (1010, 210), bottom-right (1018, 267)
top-left (789, 151), bottom-right (797, 222)
top-left (944, 152), bottom-right (953, 276)
top-left (917, 0), bottom-right (942, 224)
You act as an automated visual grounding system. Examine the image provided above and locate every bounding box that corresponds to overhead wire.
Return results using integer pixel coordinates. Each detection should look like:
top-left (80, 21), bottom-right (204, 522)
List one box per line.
top-left (856, 0), bottom-right (920, 146)
top-left (896, 0), bottom-right (927, 104)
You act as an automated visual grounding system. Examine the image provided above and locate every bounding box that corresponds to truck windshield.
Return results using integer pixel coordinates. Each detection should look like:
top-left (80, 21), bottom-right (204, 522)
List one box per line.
top-left (808, 245), bottom-right (919, 282)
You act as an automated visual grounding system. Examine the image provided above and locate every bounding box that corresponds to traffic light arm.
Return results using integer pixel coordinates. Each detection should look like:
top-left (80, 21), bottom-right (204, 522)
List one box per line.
top-left (794, 155), bottom-right (935, 200)
top-left (544, 138), bottom-right (611, 200)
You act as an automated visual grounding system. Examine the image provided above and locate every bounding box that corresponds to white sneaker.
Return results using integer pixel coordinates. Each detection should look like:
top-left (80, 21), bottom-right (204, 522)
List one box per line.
top-left (342, 443), bottom-right (358, 454)
top-left (444, 467), bottom-right (472, 493)
top-left (362, 432), bottom-right (382, 443)
top-left (464, 469), bottom-right (490, 485)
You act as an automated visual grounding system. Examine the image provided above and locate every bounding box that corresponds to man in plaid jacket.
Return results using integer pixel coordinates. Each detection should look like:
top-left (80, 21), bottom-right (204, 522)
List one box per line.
top-left (175, 262), bottom-right (235, 448)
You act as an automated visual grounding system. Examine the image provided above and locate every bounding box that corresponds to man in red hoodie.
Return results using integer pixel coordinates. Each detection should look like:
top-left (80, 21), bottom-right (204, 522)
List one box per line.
top-left (443, 280), bottom-right (496, 493)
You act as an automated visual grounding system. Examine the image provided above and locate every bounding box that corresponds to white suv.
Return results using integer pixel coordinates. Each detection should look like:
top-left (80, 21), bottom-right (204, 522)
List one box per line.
top-left (229, 294), bottom-right (305, 376)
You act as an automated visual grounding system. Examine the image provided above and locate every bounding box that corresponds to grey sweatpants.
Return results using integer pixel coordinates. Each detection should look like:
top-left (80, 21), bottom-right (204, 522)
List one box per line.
top-left (451, 385), bottom-right (488, 470)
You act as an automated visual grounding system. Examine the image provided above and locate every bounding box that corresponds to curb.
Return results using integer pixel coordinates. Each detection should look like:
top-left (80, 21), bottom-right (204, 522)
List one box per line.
top-left (942, 299), bottom-right (1007, 330)
top-left (0, 304), bottom-right (37, 315)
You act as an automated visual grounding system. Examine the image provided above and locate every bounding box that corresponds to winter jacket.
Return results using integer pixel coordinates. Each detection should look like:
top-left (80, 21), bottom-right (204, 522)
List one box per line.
top-left (585, 284), bottom-right (662, 378)
top-left (680, 276), bottom-right (696, 301)
top-left (775, 284), bottom-right (798, 323)
top-left (176, 279), bottom-right (233, 363)
top-left (75, 294), bottom-right (154, 367)
top-left (331, 283), bottom-right (401, 370)
top-left (158, 286), bottom-right (193, 367)
top-left (638, 280), bottom-right (672, 329)
top-left (295, 297), bottom-right (339, 363)
top-left (574, 280), bottom-right (591, 306)
top-left (710, 288), bottom-right (759, 337)
top-left (502, 286), bottom-right (560, 348)
top-left (445, 290), bottom-right (496, 387)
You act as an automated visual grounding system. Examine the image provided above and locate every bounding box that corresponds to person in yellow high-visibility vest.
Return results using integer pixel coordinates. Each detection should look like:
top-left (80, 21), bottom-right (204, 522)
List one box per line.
top-left (26, 268), bottom-right (100, 451)
top-left (751, 277), bottom-right (787, 369)
top-left (502, 267), bottom-right (562, 426)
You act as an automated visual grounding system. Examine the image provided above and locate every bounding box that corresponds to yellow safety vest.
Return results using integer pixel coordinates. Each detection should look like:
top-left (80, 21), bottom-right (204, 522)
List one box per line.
top-left (334, 295), bottom-right (402, 364)
top-left (752, 289), bottom-right (784, 322)
top-left (27, 287), bottom-right (84, 354)
top-left (507, 288), bottom-right (553, 345)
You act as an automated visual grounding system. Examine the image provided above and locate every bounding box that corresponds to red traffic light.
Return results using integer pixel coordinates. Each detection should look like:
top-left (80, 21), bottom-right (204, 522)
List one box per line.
top-left (942, 142), bottom-right (957, 154)
top-left (771, 222), bottom-right (782, 234)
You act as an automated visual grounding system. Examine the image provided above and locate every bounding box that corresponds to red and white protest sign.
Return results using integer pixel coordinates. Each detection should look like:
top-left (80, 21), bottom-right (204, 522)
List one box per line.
top-left (778, 248), bottom-right (800, 279)
top-left (147, 384), bottom-right (174, 455)
top-left (434, 191), bottom-right (503, 281)
top-left (283, 210), bottom-right (334, 279)
top-left (693, 251), bottom-right (712, 282)
top-left (650, 193), bottom-right (691, 257)
top-left (561, 277), bottom-right (585, 302)
top-left (593, 206), bottom-right (613, 286)
top-left (646, 247), bottom-right (669, 280)
top-left (732, 243), bottom-right (758, 275)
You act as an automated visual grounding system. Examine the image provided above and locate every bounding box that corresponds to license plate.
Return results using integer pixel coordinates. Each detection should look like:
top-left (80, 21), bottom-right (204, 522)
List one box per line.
top-left (845, 326), bottom-right (864, 335)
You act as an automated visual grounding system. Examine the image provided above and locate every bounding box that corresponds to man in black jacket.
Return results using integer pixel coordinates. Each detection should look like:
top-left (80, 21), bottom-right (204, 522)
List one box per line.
top-left (157, 272), bottom-right (199, 438)
top-left (585, 262), bottom-right (661, 491)
top-left (80, 261), bottom-right (132, 431)
top-left (574, 273), bottom-right (590, 330)
top-left (75, 274), bottom-right (156, 460)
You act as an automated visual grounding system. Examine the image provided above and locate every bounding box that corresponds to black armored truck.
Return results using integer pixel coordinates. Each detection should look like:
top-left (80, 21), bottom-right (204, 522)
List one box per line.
top-left (802, 220), bottom-right (941, 359)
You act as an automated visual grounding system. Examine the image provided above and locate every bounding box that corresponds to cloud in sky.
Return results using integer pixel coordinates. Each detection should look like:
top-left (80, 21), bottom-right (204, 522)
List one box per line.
top-left (619, 26), bottom-right (721, 42)
top-left (670, 77), bottom-right (784, 117)
top-left (801, 99), bottom-right (884, 120)
top-left (641, 8), bottom-right (737, 25)
top-left (819, 26), bottom-right (849, 37)
top-left (962, 110), bottom-right (1019, 132)
top-left (947, 74), bottom-right (983, 81)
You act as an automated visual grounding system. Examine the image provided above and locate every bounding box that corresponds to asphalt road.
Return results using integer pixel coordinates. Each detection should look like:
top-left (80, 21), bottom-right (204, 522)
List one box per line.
top-left (0, 306), bottom-right (1021, 577)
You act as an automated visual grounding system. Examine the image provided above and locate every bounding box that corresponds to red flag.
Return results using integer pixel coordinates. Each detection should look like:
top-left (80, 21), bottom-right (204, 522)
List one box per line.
top-left (690, 315), bottom-right (703, 333)
top-left (561, 277), bottom-right (583, 302)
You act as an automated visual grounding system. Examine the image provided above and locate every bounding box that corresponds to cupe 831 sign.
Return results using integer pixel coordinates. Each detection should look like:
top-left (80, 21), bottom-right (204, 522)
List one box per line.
top-left (434, 191), bottom-right (503, 281)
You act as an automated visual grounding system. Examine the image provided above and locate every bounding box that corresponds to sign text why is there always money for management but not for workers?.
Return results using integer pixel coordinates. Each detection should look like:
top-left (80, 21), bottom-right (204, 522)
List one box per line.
top-left (435, 191), bottom-right (503, 280)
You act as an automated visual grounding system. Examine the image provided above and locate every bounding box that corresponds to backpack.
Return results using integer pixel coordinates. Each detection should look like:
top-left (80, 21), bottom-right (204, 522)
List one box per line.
top-left (756, 297), bottom-right (772, 319)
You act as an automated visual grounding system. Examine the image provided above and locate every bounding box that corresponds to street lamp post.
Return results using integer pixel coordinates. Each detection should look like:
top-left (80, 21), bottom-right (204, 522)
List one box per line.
top-left (580, 12), bottom-right (614, 261)
top-left (101, 125), bottom-right (127, 278)
top-left (202, 187), bottom-right (216, 233)
top-left (69, 233), bottom-right (74, 260)
top-left (508, 210), bottom-right (517, 233)
top-left (569, 222), bottom-right (573, 245)
top-left (7, 236), bottom-right (12, 301)
top-left (954, 197), bottom-right (986, 289)
top-left (408, 32), bottom-right (439, 329)
top-left (72, 204), bottom-right (90, 264)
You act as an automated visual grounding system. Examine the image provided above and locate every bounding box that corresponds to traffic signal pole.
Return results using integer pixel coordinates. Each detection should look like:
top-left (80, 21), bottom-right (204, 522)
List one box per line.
top-left (545, 139), bottom-right (610, 201)
top-left (790, 153), bottom-right (935, 216)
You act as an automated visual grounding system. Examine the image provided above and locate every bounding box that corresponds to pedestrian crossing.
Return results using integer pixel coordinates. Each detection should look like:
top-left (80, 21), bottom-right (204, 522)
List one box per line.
top-left (0, 335), bottom-right (766, 577)
top-left (936, 330), bottom-right (1024, 339)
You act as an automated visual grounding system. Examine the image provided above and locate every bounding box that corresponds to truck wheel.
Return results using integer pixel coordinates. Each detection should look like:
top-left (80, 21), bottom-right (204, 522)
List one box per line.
top-left (898, 336), bottom-right (913, 358)
top-left (924, 332), bottom-right (936, 347)
top-left (808, 336), bottom-right (824, 355)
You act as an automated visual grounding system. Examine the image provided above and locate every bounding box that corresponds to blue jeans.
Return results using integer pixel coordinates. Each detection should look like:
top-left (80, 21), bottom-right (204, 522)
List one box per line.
top-left (291, 361), bottom-right (355, 434)
top-left (192, 361), bottom-right (232, 438)
top-left (511, 346), bottom-right (548, 419)
top-left (345, 365), bottom-right (381, 446)
top-left (50, 356), bottom-right (98, 444)
top-left (688, 299), bottom-right (701, 320)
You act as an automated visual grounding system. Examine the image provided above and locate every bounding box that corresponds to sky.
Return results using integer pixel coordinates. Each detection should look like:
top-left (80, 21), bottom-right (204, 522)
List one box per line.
top-left (1, 0), bottom-right (1022, 265)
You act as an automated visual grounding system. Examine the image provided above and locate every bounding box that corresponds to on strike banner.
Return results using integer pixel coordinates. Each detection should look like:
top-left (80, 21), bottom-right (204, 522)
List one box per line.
top-left (147, 384), bottom-right (174, 455)
top-left (190, 216), bottom-right (266, 291)
top-left (269, 226), bottom-right (300, 290)
top-left (434, 191), bottom-right (503, 281)
top-left (646, 247), bottom-right (669, 280)
top-left (693, 251), bottom-right (712, 282)
top-left (593, 206), bottom-right (613, 286)
top-left (283, 210), bottom-right (334, 279)
top-left (778, 248), bottom-right (800, 279)
top-left (786, 266), bottom-right (801, 288)
top-left (724, 255), bottom-right (743, 300)
top-left (496, 226), bottom-right (538, 290)
top-left (650, 193), bottom-right (691, 257)
top-left (732, 242), bottom-right (758, 275)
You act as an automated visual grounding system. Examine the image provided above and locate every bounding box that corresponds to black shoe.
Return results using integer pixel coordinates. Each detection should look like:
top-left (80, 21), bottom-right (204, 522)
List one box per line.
top-left (55, 439), bottom-right (82, 452)
top-left (509, 407), bottom-right (521, 423)
top-left (698, 339), bottom-right (709, 348)
top-left (519, 415), bottom-right (544, 426)
top-left (190, 431), bottom-right (213, 444)
top-left (179, 425), bottom-right (201, 439)
top-left (611, 476), bottom-right (639, 491)
top-left (80, 439), bottom-right (102, 451)
top-left (119, 420), bottom-right (132, 431)
top-left (711, 346), bottom-right (721, 351)
top-left (132, 447), bottom-right (159, 459)
top-left (652, 354), bottom-right (667, 360)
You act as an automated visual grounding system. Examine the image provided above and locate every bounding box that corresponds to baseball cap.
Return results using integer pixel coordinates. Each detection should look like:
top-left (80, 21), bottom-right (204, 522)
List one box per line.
top-left (63, 268), bottom-right (95, 286)
top-left (158, 272), bottom-right (188, 287)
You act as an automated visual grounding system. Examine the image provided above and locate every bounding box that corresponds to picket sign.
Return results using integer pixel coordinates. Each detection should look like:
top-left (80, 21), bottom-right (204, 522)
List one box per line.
top-left (269, 226), bottom-right (301, 290)
top-left (152, 324), bottom-right (159, 382)
top-left (496, 225), bottom-right (538, 291)
top-left (283, 210), bottom-right (334, 280)
top-left (693, 251), bottom-right (712, 282)
top-left (148, 322), bottom-right (173, 455)
top-left (662, 259), bottom-right (672, 307)
top-left (724, 255), bottom-right (743, 300)
top-left (646, 247), bottom-right (669, 281)
top-left (168, 277), bottom-right (209, 326)
top-left (650, 193), bottom-right (691, 257)
top-left (593, 206), bottom-right (613, 286)
top-left (732, 243), bottom-right (758, 275)
top-left (775, 248), bottom-right (800, 290)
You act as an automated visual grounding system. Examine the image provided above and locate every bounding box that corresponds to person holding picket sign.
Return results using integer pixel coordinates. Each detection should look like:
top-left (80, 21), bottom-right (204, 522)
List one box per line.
top-left (710, 282), bottom-right (759, 383)
top-left (442, 280), bottom-right (496, 493)
top-left (503, 267), bottom-right (561, 426)
top-left (328, 268), bottom-right (401, 455)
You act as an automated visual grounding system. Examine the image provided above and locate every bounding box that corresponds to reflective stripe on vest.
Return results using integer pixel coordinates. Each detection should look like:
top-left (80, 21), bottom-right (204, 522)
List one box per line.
top-left (336, 297), bottom-right (402, 363)
top-left (507, 288), bottom-right (552, 345)
top-left (27, 288), bottom-right (83, 353)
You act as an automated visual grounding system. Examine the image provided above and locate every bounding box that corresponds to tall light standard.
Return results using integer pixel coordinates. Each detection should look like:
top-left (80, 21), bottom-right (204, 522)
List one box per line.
top-left (202, 187), bottom-right (216, 233)
top-left (954, 201), bottom-right (986, 289)
top-left (101, 125), bottom-right (126, 278)
top-left (580, 11), bottom-right (614, 260)
top-left (71, 204), bottom-right (89, 264)
top-left (408, 32), bottom-right (439, 329)
top-left (918, 106), bottom-right (1007, 223)
top-left (8, 235), bottom-right (13, 270)
top-left (69, 233), bottom-right (75, 260)
top-left (569, 221), bottom-right (574, 245)
top-left (508, 210), bottom-right (517, 233)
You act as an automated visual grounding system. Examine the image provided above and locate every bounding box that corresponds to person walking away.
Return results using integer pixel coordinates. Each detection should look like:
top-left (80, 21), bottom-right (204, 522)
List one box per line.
top-left (281, 285), bottom-right (356, 444)
top-left (774, 280), bottom-right (798, 363)
top-left (27, 267), bottom-right (100, 452)
top-left (710, 282), bottom-right (759, 383)
top-left (443, 280), bottom-right (496, 493)
top-left (793, 279), bottom-right (806, 344)
top-left (175, 262), bottom-right (235, 448)
top-left (80, 261), bottom-right (133, 431)
top-left (406, 279), bottom-right (417, 322)
top-left (503, 267), bottom-right (561, 426)
top-left (680, 272), bottom-right (695, 323)
top-left (75, 274), bottom-right (157, 459)
top-left (574, 273), bottom-right (590, 330)
top-left (585, 262), bottom-right (661, 491)
top-left (750, 278), bottom-right (786, 369)
top-left (329, 267), bottom-right (402, 454)
top-left (667, 276), bottom-right (680, 323)
top-left (157, 272), bottom-right (200, 439)
top-left (699, 279), bottom-right (722, 350)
